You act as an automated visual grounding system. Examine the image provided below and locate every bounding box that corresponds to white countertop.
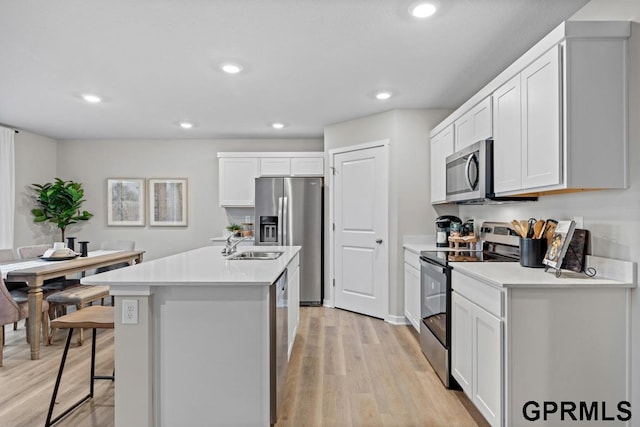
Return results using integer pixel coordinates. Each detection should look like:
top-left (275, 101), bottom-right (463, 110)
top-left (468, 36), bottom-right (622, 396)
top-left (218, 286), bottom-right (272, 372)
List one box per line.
top-left (82, 245), bottom-right (301, 287)
top-left (451, 261), bottom-right (635, 289)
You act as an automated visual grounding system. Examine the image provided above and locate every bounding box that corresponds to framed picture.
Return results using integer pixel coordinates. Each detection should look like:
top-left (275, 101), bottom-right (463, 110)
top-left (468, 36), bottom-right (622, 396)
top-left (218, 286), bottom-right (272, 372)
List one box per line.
top-left (149, 178), bottom-right (188, 226)
top-left (107, 178), bottom-right (145, 226)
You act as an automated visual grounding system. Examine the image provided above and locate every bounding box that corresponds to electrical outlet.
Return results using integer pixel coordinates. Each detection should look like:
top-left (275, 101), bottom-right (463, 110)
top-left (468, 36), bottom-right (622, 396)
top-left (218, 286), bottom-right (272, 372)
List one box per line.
top-left (122, 299), bottom-right (138, 324)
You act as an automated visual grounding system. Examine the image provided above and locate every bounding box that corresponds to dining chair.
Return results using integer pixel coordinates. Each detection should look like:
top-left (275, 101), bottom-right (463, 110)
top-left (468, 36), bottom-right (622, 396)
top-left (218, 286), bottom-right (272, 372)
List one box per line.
top-left (0, 276), bottom-right (50, 367)
top-left (0, 248), bottom-right (28, 330)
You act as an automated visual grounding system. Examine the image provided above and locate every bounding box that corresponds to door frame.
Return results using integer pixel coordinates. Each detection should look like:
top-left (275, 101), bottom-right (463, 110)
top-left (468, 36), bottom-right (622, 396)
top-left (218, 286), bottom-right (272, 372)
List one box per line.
top-left (327, 139), bottom-right (390, 317)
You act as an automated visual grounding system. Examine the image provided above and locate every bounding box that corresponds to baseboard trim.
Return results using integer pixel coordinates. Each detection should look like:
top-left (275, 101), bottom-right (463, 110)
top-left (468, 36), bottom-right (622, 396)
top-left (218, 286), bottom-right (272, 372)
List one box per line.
top-left (386, 314), bottom-right (410, 325)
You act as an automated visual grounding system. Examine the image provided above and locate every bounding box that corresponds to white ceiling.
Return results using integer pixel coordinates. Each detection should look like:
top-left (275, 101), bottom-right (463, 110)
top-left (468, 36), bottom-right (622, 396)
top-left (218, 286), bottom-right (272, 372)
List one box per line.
top-left (0, 0), bottom-right (589, 140)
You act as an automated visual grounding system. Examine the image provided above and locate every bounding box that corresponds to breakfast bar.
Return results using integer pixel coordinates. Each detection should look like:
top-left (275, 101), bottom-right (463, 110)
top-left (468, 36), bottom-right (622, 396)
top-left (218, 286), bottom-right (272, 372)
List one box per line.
top-left (81, 245), bottom-right (301, 427)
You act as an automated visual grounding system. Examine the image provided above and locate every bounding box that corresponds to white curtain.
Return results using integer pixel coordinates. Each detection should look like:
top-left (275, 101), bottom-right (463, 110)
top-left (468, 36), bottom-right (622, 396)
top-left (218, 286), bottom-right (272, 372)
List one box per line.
top-left (0, 126), bottom-right (15, 249)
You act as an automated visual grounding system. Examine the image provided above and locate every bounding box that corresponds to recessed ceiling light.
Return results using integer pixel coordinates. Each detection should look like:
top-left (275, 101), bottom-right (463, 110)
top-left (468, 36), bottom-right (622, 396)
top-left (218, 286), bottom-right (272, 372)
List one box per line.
top-left (375, 91), bottom-right (393, 100)
top-left (179, 122), bottom-right (194, 129)
top-left (82, 94), bottom-right (102, 103)
top-left (272, 122), bottom-right (285, 129)
top-left (220, 63), bottom-right (243, 74)
top-left (409, 2), bottom-right (437, 18)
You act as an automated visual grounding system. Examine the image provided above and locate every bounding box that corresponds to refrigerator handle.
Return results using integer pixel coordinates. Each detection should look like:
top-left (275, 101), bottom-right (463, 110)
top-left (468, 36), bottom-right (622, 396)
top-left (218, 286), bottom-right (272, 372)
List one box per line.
top-left (278, 196), bottom-right (284, 245)
top-left (282, 196), bottom-right (288, 245)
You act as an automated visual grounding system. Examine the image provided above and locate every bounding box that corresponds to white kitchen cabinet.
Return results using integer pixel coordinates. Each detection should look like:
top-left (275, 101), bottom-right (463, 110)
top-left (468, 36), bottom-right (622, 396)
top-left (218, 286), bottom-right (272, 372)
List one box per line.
top-left (454, 96), bottom-right (492, 151)
top-left (291, 157), bottom-right (324, 176)
top-left (431, 21), bottom-right (629, 198)
top-left (492, 28), bottom-right (628, 196)
top-left (287, 255), bottom-right (300, 359)
top-left (260, 158), bottom-right (291, 176)
top-left (493, 46), bottom-right (561, 194)
top-left (451, 271), bottom-right (503, 427)
top-left (403, 249), bottom-right (421, 332)
top-left (492, 74), bottom-right (522, 194)
top-left (218, 157), bottom-right (259, 207)
top-left (219, 152), bottom-right (323, 206)
top-left (430, 125), bottom-right (454, 204)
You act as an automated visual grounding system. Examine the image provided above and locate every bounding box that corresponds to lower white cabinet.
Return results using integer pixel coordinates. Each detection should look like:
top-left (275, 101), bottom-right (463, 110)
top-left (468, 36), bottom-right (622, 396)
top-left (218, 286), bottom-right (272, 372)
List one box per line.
top-left (403, 249), bottom-right (420, 332)
top-left (452, 272), bottom-right (503, 427)
top-left (287, 256), bottom-right (300, 359)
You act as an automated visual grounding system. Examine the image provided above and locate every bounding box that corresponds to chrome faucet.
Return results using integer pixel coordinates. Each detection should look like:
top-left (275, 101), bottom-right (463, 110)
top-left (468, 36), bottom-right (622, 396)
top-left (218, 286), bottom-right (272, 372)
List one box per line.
top-left (222, 235), bottom-right (249, 255)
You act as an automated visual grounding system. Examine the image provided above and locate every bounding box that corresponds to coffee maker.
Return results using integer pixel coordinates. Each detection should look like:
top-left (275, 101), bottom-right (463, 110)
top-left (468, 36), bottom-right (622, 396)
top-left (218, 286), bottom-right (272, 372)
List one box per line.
top-left (435, 215), bottom-right (462, 247)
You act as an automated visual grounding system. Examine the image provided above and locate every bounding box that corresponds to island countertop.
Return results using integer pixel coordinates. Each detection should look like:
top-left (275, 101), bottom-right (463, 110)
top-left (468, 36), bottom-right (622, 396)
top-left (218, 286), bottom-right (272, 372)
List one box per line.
top-left (81, 245), bottom-right (301, 287)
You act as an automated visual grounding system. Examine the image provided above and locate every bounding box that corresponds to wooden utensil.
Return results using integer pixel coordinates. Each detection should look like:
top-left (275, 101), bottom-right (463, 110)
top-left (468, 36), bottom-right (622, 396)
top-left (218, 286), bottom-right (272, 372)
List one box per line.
top-left (520, 220), bottom-right (530, 239)
top-left (543, 219), bottom-right (558, 244)
top-left (511, 219), bottom-right (526, 238)
top-left (533, 219), bottom-right (545, 239)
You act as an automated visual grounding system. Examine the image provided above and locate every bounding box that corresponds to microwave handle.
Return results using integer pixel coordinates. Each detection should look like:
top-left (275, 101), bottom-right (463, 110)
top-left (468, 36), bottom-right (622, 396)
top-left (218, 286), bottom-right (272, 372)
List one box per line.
top-left (465, 153), bottom-right (478, 190)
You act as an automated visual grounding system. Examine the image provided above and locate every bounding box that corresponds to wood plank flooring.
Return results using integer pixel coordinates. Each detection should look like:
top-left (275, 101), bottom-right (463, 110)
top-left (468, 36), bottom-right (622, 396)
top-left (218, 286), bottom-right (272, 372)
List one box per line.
top-left (0, 307), bottom-right (488, 426)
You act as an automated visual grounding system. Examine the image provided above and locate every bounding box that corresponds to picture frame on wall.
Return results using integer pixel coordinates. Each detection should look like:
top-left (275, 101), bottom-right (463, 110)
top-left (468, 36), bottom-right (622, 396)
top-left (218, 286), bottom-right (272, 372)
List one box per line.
top-left (107, 178), bottom-right (145, 226)
top-left (149, 178), bottom-right (188, 226)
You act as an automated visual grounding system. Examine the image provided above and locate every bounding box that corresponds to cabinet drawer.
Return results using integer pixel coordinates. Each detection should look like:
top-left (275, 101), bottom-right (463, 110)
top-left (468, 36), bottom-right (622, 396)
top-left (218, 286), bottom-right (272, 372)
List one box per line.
top-left (403, 249), bottom-right (420, 270)
top-left (452, 271), bottom-right (503, 318)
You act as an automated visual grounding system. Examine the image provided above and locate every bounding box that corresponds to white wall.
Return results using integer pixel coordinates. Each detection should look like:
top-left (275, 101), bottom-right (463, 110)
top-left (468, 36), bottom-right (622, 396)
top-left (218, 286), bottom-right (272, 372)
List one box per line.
top-left (324, 108), bottom-right (451, 319)
top-left (15, 137), bottom-right (322, 260)
top-left (461, 0), bottom-right (640, 413)
top-left (14, 130), bottom-right (59, 247)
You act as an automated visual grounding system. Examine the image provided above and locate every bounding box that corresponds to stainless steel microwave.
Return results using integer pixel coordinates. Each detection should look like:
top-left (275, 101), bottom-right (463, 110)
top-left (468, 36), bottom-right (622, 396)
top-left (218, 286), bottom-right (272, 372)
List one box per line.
top-left (445, 139), bottom-right (491, 203)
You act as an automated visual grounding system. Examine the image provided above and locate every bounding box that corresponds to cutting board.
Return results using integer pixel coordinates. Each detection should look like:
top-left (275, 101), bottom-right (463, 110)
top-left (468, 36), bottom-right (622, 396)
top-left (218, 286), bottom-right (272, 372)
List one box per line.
top-left (560, 229), bottom-right (589, 272)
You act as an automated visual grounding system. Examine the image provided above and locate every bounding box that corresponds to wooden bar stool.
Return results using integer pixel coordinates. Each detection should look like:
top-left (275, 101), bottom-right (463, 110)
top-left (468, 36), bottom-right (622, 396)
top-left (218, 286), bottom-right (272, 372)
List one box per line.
top-left (45, 306), bottom-right (114, 427)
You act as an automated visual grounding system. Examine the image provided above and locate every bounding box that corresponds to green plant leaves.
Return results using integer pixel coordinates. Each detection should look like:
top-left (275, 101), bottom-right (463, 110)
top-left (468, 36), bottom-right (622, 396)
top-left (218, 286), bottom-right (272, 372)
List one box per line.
top-left (30, 178), bottom-right (94, 240)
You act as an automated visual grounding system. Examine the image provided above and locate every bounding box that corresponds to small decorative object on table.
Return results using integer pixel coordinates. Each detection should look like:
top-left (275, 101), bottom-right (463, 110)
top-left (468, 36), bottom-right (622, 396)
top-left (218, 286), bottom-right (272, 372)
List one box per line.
top-left (226, 223), bottom-right (242, 237)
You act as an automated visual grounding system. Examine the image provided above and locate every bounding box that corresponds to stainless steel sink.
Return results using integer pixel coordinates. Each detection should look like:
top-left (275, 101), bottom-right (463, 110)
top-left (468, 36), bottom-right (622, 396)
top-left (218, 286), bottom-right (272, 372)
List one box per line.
top-left (227, 251), bottom-right (284, 260)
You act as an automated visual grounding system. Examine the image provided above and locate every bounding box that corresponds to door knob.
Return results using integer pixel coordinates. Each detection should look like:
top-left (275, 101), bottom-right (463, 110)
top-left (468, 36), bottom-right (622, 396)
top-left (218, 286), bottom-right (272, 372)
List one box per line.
top-left (375, 239), bottom-right (383, 244)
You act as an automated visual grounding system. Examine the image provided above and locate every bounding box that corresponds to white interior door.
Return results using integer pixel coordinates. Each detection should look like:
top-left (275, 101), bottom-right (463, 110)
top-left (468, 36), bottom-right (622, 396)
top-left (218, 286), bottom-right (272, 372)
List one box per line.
top-left (332, 143), bottom-right (388, 319)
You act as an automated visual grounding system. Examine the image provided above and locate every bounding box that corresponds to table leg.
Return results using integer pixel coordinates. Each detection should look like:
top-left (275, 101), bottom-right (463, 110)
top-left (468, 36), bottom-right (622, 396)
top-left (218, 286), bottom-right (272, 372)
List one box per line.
top-left (27, 280), bottom-right (43, 360)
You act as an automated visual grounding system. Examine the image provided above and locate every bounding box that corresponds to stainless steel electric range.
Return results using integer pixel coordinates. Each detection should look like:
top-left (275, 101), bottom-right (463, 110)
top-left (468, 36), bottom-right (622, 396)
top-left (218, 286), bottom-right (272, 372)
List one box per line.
top-left (418, 222), bottom-right (520, 388)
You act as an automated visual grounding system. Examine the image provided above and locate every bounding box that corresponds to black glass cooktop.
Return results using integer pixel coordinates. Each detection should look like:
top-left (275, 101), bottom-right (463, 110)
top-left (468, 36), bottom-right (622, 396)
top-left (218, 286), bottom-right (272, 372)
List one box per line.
top-left (420, 249), bottom-right (518, 266)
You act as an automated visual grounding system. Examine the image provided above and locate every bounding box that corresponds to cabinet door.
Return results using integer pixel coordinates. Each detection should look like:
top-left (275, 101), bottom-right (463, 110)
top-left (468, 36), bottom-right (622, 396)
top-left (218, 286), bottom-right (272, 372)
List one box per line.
top-left (260, 158), bottom-right (291, 176)
top-left (521, 45), bottom-right (562, 190)
top-left (291, 157), bottom-right (324, 176)
top-left (403, 262), bottom-right (421, 332)
top-left (455, 97), bottom-right (492, 152)
top-left (451, 292), bottom-right (473, 397)
top-left (473, 306), bottom-right (503, 427)
top-left (287, 264), bottom-right (300, 359)
top-left (430, 125), bottom-right (454, 203)
top-left (218, 158), bottom-right (259, 206)
top-left (493, 74), bottom-right (522, 193)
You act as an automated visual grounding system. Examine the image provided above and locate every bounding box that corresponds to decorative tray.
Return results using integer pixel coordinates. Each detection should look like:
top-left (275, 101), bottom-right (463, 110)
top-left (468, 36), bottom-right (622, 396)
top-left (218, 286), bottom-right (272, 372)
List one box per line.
top-left (39, 255), bottom-right (78, 261)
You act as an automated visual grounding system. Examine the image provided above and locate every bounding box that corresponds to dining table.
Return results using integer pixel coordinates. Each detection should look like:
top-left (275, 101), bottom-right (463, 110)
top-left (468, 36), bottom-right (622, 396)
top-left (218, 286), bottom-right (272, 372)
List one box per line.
top-left (0, 249), bottom-right (145, 360)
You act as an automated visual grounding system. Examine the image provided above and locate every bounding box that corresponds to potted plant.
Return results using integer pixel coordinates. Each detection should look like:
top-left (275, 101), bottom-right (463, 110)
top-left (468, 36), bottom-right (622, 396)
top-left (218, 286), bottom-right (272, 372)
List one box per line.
top-left (226, 223), bottom-right (242, 237)
top-left (30, 178), bottom-right (94, 241)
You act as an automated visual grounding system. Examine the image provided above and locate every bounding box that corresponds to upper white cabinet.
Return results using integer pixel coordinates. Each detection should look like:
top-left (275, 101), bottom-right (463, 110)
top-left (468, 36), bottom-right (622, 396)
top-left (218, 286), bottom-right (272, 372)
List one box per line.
top-left (493, 44), bottom-right (569, 194)
top-left (218, 157), bottom-right (259, 207)
top-left (218, 152), bottom-right (324, 206)
top-left (430, 21), bottom-right (630, 200)
top-left (454, 96), bottom-right (492, 151)
top-left (259, 158), bottom-right (291, 176)
top-left (430, 125), bottom-right (454, 204)
top-left (291, 157), bottom-right (324, 176)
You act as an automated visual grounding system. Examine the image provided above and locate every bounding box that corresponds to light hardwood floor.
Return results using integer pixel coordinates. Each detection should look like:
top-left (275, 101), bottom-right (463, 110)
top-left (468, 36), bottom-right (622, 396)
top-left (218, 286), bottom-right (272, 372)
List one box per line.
top-left (0, 307), bottom-right (488, 426)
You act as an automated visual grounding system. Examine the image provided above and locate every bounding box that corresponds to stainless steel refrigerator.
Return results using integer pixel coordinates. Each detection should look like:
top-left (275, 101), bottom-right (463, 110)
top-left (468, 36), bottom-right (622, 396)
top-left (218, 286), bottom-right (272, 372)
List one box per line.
top-left (255, 177), bottom-right (323, 305)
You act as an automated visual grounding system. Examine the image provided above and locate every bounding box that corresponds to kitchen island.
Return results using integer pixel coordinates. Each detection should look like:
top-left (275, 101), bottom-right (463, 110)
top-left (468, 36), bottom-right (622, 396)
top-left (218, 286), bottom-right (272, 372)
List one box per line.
top-left (82, 245), bottom-right (301, 427)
